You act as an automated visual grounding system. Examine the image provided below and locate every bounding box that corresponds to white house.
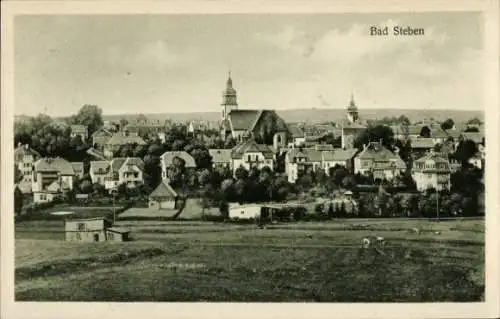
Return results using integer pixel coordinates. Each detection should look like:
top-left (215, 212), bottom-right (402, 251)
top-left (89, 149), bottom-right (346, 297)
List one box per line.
top-left (228, 203), bottom-right (262, 220)
top-left (32, 157), bottom-right (79, 203)
top-left (90, 157), bottom-right (145, 190)
top-left (230, 138), bottom-right (275, 175)
top-left (354, 142), bottom-right (406, 181)
top-left (412, 153), bottom-right (451, 191)
top-left (14, 143), bottom-right (40, 193)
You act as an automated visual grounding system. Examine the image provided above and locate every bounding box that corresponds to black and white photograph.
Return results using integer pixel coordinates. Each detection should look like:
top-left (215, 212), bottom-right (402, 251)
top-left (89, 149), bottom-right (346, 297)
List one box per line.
top-left (1, 0), bottom-right (499, 318)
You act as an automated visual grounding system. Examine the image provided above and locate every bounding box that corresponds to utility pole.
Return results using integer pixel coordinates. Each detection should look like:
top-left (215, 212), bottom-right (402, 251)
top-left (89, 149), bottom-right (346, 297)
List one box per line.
top-left (436, 189), bottom-right (439, 222)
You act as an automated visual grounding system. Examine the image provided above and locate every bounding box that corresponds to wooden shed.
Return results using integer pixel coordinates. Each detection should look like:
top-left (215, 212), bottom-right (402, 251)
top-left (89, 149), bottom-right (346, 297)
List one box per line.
top-left (148, 180), bottom-right (180, 210)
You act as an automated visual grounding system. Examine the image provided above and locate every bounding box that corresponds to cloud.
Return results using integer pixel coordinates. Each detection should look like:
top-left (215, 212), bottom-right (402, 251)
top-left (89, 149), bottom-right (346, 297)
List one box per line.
top-left (106, 39), bottom-right (195, 71)
top-left (255, 26), bottom-right (316, 58)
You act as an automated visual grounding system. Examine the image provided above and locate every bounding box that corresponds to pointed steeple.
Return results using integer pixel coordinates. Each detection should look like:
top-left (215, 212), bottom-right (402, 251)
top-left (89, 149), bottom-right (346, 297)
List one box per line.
top-left (221, 70), bottom-right (238, 121)
top-left (226, 70), bottom-right (233, 88)
top-left (346, 93), bottom-right (359, 123)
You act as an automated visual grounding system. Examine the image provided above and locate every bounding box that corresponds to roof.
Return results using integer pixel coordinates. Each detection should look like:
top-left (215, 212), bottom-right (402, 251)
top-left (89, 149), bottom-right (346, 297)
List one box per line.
top-left (149, 180), bottom-right (178, 199)
top-left (303, 148), bottom-right (322, 162)
top-left (314, 144), bottom-right (335, 151)
top-left (87, 148), bottom-right (107, 160)
top-left (105, 133), bottom-right (146, 146)
top-left (462, 132), bottom-right (484, 144)
top-left (322, 148), bottom-right (358, 161)
top-left (70, 124), bottom-right (87, 133)
top-left (34, 157), bottom-right (75, 175)
top-left (111, 158), bottom-right (127, 172)
top-left (46, 180), bottom-right (70, 192)
top-left (70, 162), bottom-right (84, 173)
top-left (90, 161), bottom-right (110, 174)
top-left (160, 151), bottom-right (197, 168)
top-left (355, 142), bottom-right (406, 169)
top-left (431, 129), bottom-right (448, 139)
top-left (92, 127), bottom-right (113, 138)
top-left (445, 130), bottom-right (462, 139)
top-left (231, 139), bottom-right (275, 159)
top-left (209, 149), bottom-right (232, 163)
top-left (413, 153), bottom-right (450, 173)
top-left (288, 123), bottom-right (305, 138)
top-left (228, 109), bottom-right (288, 133)
top-left (14, 144), bottom-right (41, 161)
top-left (410, 138), bottom-right (434, 149)
top-left (107, 227), bottom-right (131, 234)
top-left (228, 110), bottom-right (260, 131)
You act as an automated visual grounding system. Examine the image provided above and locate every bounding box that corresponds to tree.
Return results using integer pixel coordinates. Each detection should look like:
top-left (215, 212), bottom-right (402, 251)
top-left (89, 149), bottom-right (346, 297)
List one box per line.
top-left (14, 186), bottom-right (23, 214)
top-left (69, 104), bottom-right (103, 136)
top-left (190, 148), bottom-right (212, 169)
top-left (79, 180), bottom-right (93, 194)
top-left (143, 155), bottom-right (161, 189)
top-left (341, 175), bottom-right (356, 189)
top-left (198, 168), bottom-right (212, 186)
top-left (234, 166), bottom-right (249, 180)
top-left (169, 156), bottom-right (186, 188)
top-left (330, 165), bottom-right (349, 186)
top-left (454, 140), bottom-right (478, 165)
top-left (440, 118), bottom-right (455, 131)
top-left (92, 183), bottom-right (106, 196)
top-left (354, 125), bottom-right (395, 151)
top-left (464, 127), bottom-right (479, 133)
top-left (467, 117), bottom-right (482, 126)
top-left (119, 118), bottom-right (129, 130)
top-left (147, 143), bottom-right (163, 156)
top-left (419, 126), bottom-right (431, 138)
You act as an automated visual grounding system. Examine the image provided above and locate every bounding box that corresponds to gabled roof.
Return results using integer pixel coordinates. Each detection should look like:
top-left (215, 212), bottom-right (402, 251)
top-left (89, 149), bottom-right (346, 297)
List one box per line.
top-left (410, 138), bottom-right (434, 149)
top-left (90, 161), bottom-right (110, 174)
top-left (288, 123), bottom-right (305, 138)
top-left (46, 179), bottom-right (70, 192)
top-left (92, 127), bottom-right (113, 138)
top-left (231, 138), bottom-right (274, 159)
top-left (431, 129), bottom-right (448, 139)
top-left (70, 162), bottom-right (84, 174)
top-left (302, 148), bottom-right (322, 162)
top-left (462, 132), bottom-right (484, 144)
top-left (70, 124), bottom-right (87, 133)
top-left (111, 158), bottom-right (127, 173)
top-left (413, 153), bottom-right (450, 173)
top-left (322, 148), bottom-right (358, 161)
top-left (105, 133), bottom-right (146, 146)
top-left (445, 130), bottom-right (462, 139)
top-left (149, 180), bottom-right (178, 199)
top-left (34, 157), bottom-right (75, 175)
top-left (160, 151), bottom-right (197, 168)
top-left (14, 144), bottom-right (41, 161)
top-left (355, 142), bottom-right (406, 169)
top-left (209, 149), bottom-right (232, 163)
top-left (228, 110), bottom-right (260, 131)
top-left (121, 157), bottom-right (145, 171)
top-left (314, 144), bottom-right (335, 151)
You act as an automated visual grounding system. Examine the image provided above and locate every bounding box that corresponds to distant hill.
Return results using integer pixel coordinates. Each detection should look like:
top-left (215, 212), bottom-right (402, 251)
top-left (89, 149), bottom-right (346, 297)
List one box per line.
top-left (101, 108), bottom-right (484, 125)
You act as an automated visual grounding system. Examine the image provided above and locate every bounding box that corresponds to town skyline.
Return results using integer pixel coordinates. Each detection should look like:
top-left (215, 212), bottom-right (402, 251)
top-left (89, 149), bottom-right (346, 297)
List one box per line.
top-left (15, 12), bottom-right (483, 117)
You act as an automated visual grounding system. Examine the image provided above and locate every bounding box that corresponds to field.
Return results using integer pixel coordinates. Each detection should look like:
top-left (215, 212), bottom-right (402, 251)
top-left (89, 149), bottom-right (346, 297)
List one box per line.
top-left (15, 218), bottom-right (484, 302)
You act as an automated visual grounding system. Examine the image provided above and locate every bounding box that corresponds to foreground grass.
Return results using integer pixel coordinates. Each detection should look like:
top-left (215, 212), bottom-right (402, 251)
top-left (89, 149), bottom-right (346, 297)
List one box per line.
top-left (15, 219), bottom-right (484, 302)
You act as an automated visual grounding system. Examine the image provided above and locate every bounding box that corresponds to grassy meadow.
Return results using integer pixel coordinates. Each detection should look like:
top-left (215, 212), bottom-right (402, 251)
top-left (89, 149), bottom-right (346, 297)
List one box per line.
top-left (15, 219), bottom-right (484, 302)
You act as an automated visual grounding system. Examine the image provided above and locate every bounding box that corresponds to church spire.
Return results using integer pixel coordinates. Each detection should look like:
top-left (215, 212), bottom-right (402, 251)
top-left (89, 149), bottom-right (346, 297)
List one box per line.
top-left (346, 93), bottom-right (359, 123)
top-left (221, 70), bottom-right (238, 121)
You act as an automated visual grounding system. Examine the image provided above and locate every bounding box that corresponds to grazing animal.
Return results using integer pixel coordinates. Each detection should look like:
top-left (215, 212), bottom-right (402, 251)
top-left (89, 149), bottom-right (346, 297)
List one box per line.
top-left (412, 227), bottom-right (421, 235)
top-left (376, 236), bottom-right (386, 247)
top-left (434, 231), bottom-right (441, 235)
top-left (362, 237), bottom-right (371, 248)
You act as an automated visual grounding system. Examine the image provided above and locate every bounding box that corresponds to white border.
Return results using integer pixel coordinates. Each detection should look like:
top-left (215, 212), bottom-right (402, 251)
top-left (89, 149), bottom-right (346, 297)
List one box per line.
top-left (2, 1), bottom-right (499, 319)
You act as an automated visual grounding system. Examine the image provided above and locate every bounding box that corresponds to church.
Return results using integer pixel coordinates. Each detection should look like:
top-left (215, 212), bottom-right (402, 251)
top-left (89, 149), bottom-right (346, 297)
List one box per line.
top-left (220, 72), bottom-right (289, 151)
top-left (341, 95), bottom-right (366, 149)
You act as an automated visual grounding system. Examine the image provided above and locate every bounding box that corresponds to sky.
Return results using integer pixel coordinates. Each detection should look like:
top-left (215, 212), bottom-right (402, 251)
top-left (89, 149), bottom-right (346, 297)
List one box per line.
top-left (14, 12), bottom-right (483, 117)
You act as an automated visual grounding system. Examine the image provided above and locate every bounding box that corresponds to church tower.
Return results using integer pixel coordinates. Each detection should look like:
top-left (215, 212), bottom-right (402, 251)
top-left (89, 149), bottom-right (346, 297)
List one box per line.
top-left (221, 71), bottom-right (238, 121)
top-left (346, 93), bottom-right (359, 124)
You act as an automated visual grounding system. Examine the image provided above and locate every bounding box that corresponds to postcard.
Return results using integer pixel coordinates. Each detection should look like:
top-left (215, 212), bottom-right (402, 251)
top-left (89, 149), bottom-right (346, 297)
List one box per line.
top-left (1, 0), bottom-right (499, 318)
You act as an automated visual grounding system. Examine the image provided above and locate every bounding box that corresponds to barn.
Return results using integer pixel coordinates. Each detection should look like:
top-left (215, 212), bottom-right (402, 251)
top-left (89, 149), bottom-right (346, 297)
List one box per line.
top-left (228, 204), bottom-right (263, 220)
top-left (148, 180), bottom-right (181, 210)
top-left (65, 217), bottom-right (130, 242)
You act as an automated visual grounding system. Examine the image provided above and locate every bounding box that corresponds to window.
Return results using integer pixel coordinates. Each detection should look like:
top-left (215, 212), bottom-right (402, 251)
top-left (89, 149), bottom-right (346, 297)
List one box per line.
top-left (247, 155), bottom-right (251, 162)
top-left (277, 135), bottom-right (282, 143)
top-left (40, 194), bottom-right (47, 201)
top-left (77, 223), bottom-right (86, 231)
top-left (108, 232), bottom-right (114, 240)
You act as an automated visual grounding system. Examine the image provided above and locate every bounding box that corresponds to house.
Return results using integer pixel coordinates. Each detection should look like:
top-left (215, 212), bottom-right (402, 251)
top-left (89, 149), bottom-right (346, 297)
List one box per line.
top-left (90, 157), bottom-right (145, 190)
top-left (354, 142), bottom-right (406, 181)
top-left (92, 128), bottom-right (113, 150)
top-left (285, 148), bottom-right (322, 183)
top-left (430, 129), bottom-right (448, 145)
top-left (287, 123), bottom-right (306, 147)
top-left (103, 132), bottom-right (147, 158)
top-left (71, 162), bottom-right (84, 179)
top-left (321, 148), bottom-right (358, 174)
top-left (14, 143), bottom-right (40, 193)
top-left (65, 217), bottom-right (130, 242)
top-left (341, 96), bottom-right (366, 149)
top-left (126, 115), bottom-right (166, 135)
top-left (228, 203), bottom-right (262, 220)
top-left (209, 149), bottom-right (232, 169)
top-left (32, 157), bottom-right (79, 203)
top-left (230, 138), bottom-right (275, 175)
top-left (90, 161), bottom-right (110, 185)
top-left (412, 153), bottom-right (451, 192)
top-left (160, 151), bottom-right (197, 180)
top-left (70, 124), bottom-right (88, 141)
top-left (410, 137), bottom-right (435, 159)
top-left (148, 180), bottom-right (183, 210)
